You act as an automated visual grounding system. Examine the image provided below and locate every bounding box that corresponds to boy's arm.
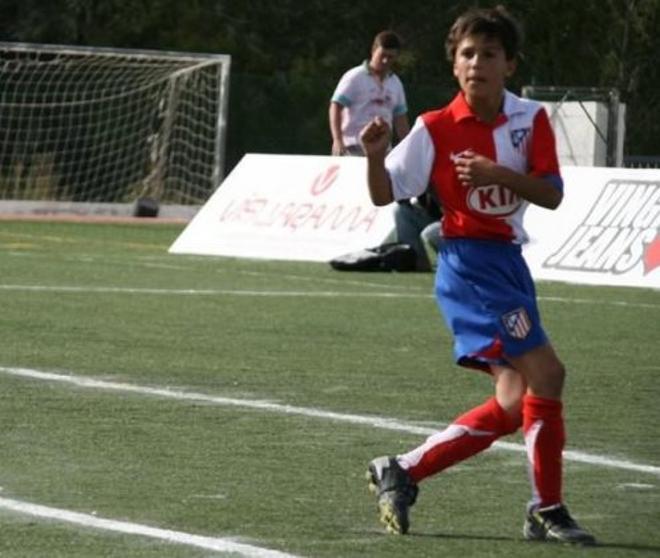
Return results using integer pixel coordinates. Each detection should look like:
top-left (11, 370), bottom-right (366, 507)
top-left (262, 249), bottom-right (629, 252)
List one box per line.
top-left (360, 117), bottom-right (394, 206)
top-left (454, 151), bottom-right (562, 209)
top-left (495, 166), bottom-right (562, 209)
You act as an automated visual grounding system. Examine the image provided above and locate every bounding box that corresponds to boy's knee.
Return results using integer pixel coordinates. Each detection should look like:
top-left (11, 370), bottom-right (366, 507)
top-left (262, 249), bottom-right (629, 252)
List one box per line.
top-left (548, 358), bottom-right (566, 391)
top-left (532, 358), bottom-right (566, 399)
top-left (511, 346), bottom-right (567, 399)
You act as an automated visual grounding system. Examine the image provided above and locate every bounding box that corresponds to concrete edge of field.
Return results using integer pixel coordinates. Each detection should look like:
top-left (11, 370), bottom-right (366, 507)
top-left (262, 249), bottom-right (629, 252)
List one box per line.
top-left (0, 200), bottom-right (199, 224)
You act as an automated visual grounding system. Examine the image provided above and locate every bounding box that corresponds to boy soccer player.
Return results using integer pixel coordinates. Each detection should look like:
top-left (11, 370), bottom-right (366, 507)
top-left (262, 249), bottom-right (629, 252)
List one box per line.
top-left (360, 6), bottom-right (596, 545)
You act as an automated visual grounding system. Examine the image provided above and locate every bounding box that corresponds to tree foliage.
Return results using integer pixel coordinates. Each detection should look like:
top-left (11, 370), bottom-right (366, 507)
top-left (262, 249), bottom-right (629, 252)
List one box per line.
top-left (2, 0), bottom-right (659, 172)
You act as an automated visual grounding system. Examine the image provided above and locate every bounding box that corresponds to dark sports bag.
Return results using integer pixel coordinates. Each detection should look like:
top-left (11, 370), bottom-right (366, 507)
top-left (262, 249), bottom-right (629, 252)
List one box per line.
top-left (329, 242), bottom-right (417, 272)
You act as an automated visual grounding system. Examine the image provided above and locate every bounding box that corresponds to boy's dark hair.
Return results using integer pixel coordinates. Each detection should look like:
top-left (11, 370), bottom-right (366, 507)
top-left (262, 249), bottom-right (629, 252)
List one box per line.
top-left (372, 30), bottom-right (403, 51)
top-left (445, 5), bottom-right (522, 62)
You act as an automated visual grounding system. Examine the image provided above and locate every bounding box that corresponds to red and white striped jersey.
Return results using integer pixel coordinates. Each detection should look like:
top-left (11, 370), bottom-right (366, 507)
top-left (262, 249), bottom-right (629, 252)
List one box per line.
top-left (386, 90), bottom-right (562, 244)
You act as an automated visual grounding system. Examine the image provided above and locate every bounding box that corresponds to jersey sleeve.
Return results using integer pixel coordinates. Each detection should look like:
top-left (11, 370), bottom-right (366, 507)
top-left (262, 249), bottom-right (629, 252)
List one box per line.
top-left (385, 117), bottom-right (435, 200)
top-left (529, 108), bottom-right (563, 191)
top-left (331, 70), bottom-right (355, 107)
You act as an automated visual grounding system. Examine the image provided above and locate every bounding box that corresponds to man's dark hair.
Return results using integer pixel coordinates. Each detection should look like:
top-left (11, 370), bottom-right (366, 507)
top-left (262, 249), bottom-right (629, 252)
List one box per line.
top-left (445, 5), bottom-right (522, 62)
top-left (372, 30), bottom-right (403, 51)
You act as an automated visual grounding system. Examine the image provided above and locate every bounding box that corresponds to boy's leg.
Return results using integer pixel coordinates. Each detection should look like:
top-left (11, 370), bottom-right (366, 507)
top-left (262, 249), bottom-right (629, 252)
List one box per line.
top-left (508, 344), bottom-right (596, 545)
top-left (508, 344), bottom-right (565, 508)
top-left (368, 397), bottom-right (516, 536)
top-left (398, 367), bottom-right (523, 483)
top-left (368, 367), bottom-right (522, 535)
top-left (523, 393), bottom-right (564, 506)
top-left (366, 456), bottom-right (418, 535)
top-left (398, 397), bottom-right (520, 482)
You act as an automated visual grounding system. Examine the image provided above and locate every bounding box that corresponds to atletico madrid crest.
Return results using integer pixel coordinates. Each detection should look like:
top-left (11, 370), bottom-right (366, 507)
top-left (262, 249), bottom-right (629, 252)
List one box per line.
top-left (502, 307), bottom-right (531, 339)
top-left (510, 127), bottom-right (530, 151)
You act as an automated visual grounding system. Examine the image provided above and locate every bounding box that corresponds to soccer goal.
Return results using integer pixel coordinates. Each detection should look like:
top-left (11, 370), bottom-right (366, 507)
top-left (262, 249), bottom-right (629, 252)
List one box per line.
top-left (0, 42), bottom-right (231, 209)
top-left (522, 86), bottom-right (625, 168)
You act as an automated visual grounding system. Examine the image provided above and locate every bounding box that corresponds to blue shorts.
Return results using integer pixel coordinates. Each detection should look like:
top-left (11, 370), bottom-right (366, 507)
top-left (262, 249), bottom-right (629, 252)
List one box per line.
top-left (434, 238), bottom-right (548, 372)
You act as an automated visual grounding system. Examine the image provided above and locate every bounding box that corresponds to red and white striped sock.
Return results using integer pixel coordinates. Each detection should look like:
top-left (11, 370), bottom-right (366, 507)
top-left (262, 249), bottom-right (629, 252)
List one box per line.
top-left (523, 394), bottom-right (565, 508)
top-left (398, 397), bottom-right (521, 483)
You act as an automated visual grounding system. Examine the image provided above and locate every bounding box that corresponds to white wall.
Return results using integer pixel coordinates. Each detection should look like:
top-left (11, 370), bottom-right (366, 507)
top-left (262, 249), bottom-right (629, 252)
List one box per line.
top-left (541, 101), bottom-right (625, 167)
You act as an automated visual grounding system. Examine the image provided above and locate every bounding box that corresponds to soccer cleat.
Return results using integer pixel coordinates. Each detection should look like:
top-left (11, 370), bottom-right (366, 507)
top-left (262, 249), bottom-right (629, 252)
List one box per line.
top-left (523, 504), bottom-right (597, 545)
top-left (366, 456), bottom-right (418, 535)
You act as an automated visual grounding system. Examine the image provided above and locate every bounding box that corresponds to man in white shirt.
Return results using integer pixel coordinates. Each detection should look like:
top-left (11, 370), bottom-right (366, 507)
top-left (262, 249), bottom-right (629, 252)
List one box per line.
top-left (330, 31), bottom-right (440, 271)
top-left (329, 30), bottom-right (410, 156)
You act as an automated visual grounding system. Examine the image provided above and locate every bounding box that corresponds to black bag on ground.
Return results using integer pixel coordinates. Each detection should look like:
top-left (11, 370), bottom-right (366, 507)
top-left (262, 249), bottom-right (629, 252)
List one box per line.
top-left (329, 242), bottom-right (417, 272)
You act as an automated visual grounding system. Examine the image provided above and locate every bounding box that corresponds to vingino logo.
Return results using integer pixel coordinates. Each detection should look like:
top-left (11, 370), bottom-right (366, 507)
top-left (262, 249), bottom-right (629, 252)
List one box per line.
top-left (544, 180), bottom-right (660, 275)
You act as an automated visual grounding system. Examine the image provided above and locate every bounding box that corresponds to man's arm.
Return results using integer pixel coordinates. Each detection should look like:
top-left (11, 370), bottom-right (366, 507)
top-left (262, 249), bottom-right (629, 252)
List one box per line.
top-left (360, 117), bottom-right (394, 206)
top-left (329, 101), bottom-right (346, 155)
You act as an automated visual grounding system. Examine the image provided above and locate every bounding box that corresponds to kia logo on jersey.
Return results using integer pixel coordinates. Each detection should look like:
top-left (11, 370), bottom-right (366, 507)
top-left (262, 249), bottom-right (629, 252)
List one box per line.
top-left (467, 183), bottom-right (522, 216)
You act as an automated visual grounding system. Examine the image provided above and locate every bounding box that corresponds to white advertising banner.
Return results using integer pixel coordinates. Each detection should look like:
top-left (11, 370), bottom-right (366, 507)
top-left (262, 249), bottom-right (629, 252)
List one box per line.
top-left (169, 154), bottom-right (395, 262)
top-left (171, 156), bottom-right (659, 289)
top-left (523, 166), bottom-right (659, 289)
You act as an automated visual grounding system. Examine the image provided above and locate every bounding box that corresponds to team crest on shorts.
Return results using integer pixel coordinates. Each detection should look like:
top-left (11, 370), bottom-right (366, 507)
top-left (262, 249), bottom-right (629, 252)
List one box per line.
top-left (502, 307), bottom-right (531, 339)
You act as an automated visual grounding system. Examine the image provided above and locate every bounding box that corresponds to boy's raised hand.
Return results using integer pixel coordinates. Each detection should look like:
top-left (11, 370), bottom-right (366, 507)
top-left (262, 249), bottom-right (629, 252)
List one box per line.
top-left (360, 117), bottom-right (391, 158)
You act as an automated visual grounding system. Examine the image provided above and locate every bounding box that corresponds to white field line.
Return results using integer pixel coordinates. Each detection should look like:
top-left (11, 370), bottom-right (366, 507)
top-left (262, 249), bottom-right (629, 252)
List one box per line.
top-left (0, 497), bottom-right (300, 558)
top-left (0, 283), bottom-right (658, 309)
top-left (1, 366), bottom-right (658, 477)
top-left (0, 283), bottom-right (425, 299)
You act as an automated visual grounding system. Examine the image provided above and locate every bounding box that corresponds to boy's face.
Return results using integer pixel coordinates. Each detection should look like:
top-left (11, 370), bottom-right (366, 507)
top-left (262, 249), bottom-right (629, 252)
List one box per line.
top-left (453, 33), bottom-right (516, 103)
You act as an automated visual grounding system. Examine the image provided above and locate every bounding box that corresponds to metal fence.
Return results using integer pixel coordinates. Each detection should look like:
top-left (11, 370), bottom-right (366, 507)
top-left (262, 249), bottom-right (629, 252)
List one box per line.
top-left (623, 156), bottom-right (660, 169)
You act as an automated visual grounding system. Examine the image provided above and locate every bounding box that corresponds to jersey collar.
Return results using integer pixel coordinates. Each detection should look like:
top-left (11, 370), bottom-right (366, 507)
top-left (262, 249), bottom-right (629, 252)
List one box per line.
top-left (449, 90), bottom-right (524, 125)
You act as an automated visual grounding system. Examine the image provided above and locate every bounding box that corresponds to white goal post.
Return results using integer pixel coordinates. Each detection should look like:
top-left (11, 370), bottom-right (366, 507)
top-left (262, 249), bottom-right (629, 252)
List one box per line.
top-left (0, 42), bottom-right (231, 209)
top-left (522, 85), bottom-right (625, 168)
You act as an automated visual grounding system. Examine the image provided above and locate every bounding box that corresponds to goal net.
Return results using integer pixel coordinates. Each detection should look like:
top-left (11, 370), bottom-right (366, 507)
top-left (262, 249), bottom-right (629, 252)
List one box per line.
top-left (522, 86), bottom-right (625, 168)
top-left (0, 42), bottom-right (231, 205)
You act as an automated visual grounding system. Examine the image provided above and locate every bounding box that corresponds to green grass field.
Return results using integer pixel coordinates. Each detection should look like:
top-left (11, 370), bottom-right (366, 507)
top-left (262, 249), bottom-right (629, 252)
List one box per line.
top-left (0, 219), bottom-right (658, 558)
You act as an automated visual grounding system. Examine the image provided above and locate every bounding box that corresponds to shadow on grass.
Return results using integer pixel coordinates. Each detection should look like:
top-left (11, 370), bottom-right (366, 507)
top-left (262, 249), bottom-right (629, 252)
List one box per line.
top-left (588, 542), bottom-right (660, 554)
top-left (411, 531), bottom-right (660, 554)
